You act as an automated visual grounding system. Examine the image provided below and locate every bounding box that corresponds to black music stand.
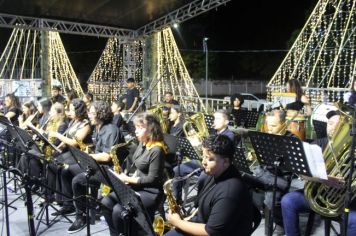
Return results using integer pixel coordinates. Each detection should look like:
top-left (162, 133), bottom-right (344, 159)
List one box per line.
top-left (177, 136), bottom-right (200, 161)
top-left (248, 131), bottom-right (312, 236)
top-left (204, 114), bottom-right (214, 130)
top-left (102, 166), bottom-right (155, 236)
top-left (68, 146), bottom-right (108, 236)
top-left (245, 110), bottom-right (260, 129)
top-left (232, 146), bottom-right (253, 175)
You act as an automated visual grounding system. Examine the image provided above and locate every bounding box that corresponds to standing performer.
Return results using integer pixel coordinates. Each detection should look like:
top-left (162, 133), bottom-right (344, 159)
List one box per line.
top-left (284, 79), bottom-right (312, 116)
top-left (124, 78), bottom-right (140, 112)
top-left (165, 134), bottom-right (254, 236)
top-left (229, 93), bottom-right (247, 127)
top-left (101, 112), bottom-right (166, 236)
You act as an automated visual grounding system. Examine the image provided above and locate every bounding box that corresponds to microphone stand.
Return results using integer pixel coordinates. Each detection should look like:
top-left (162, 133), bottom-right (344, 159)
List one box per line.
top-left (343, 107), bottom-right (356, 236)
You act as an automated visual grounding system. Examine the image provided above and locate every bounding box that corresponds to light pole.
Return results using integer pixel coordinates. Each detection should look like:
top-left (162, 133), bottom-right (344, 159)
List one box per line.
top-left (203, 37), bottom-right (209, 109)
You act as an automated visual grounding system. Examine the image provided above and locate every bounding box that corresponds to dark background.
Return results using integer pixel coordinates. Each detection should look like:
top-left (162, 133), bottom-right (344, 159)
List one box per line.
top-left (0, 0), bottom-right (317, 83)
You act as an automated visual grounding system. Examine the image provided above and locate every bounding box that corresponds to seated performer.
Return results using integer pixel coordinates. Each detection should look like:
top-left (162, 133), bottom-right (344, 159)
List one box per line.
top-left (101, 112), bottom-right (166, 236)
top-left (36, 98), bottom-right (52, 129)
top-left (172, 109), bottom-right (234, 204)
top-left (165, 134), bottom-right (254, 236)
top-left (249, 109), bottom-right (293, 233)
top-left (51, 85), bottom-right (66, 105)
top-left (164, 91), bottom-right (179, 105)
top-left (4, 93), bottom-right (22, 126)
top-left (281, 110), bottom-right (356, 236)
top-left (111, 100), bottom-right (124, 129)
top-left (65, 101), bottom-right (122, 233)
top-left (168, 105), bottom-right (185, 137)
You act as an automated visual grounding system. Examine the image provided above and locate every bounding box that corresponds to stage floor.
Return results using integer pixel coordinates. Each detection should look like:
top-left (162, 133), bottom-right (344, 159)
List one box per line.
top-left (0, 178), bottom-right (338, 236)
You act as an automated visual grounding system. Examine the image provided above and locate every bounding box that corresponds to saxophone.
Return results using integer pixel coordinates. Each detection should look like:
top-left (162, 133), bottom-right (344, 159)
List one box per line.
top-left (74, 136), bottom-right (92, 153)
top-left (153, 168), bottom-right (201, 236)
top-left (101, 139), bottom-right (136, 197)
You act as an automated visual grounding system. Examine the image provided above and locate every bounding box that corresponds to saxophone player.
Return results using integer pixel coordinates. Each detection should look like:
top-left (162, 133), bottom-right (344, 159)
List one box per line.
top-left (281, 110), bottom-right (356, 236)
top-left (101, 112), bottom-right (166, 236)
top-left (165, 134), bottom-right (254, 236)
top-left (64, 101), bottom-right (123, 233)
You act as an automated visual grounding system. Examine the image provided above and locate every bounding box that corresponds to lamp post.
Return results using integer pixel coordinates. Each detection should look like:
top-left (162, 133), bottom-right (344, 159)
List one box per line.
top-left (203, 37), bottom-right (209, 109)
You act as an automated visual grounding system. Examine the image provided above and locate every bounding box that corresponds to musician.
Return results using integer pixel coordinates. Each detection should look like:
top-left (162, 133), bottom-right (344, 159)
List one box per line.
top-left (65, 101), bottom-right (122, 233)
top-left (82, 92), bottom-right (94, 109)
top-left (172, 109), bottom-right (234, 204)
top-left (49, 99), bottom-right (92, 216)
top-left (64, 91), bottom-right (78, 117)
top-left (4, 93), bottom-right (22, 126)
top-left (229, 93), bottom-right (247, 127)
top-left (165, 134), bottom-right (253, 236)
top-left (168, 105), bottom-right (184, 137)
top-left (51, 85), bottom-right (66, 104)
top-left (281, 110), bottom-right (356, 236)
top-left (17, 102), bottom-right (68, 181)
top-left (111, 100), bottom-right (124, 129)
top-left (124, 77), bottom-right (139, 112)
top-left (18, 100), bottom-right (37, 129)
top-left (164, 91), bottom-right (179, 105)
top-left (249, 109), bottom-right (293, 233)
top-left (36, 98), bottom-right (52, 129)
top-left (101, 112), bottom-right (166, 236)
top-left (285, 79), bottom-right (312, 116)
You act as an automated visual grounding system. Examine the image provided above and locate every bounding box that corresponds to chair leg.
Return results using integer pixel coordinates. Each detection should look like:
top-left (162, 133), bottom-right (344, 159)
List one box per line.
top-left (304, 211), bottom-right (315, 236)
top-left (324, 219), bottom-right (331, 236)
top-left (264, 206), bottom-right (271, 235)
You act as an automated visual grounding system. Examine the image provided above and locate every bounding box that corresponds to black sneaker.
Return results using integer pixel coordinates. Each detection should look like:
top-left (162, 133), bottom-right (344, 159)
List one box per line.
top-left (67, 216), bottom-right (86, 234)
top-left (51, 206), bottom-right (76, 216)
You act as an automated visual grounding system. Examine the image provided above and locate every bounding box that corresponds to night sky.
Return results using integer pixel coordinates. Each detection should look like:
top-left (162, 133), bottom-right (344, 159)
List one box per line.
top-left (0, 0), bottom-right (317, 83)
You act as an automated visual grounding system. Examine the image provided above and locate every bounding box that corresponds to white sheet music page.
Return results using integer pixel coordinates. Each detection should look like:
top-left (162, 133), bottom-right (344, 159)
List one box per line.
top-left (302, 142), bottom-right (328, 179)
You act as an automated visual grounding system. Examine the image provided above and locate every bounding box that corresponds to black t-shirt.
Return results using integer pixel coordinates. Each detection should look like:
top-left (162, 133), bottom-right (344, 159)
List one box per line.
top-left (128, 142), bottom-right (165, 190)
top-left (6, 107), bottom-right (22, 126)
top-left (286, 100), bottom-right (304, 111)
top-left (112, 113), bottom-right (123, 129)
top-left (125, 87), bottom-right (139, 110)
top-left (192, 165), bottom-right (253, 236)
top-left (51, 94), bottom-right (66, 104)
top-left (169, 121), bottom-right (184, 137)
top-left (229, 107), bottom-right (248, 127)
top-left (93, 123), bottom-right (122, 154)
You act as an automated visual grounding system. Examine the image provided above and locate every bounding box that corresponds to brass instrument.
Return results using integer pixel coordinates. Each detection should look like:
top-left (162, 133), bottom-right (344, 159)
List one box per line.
top-left (147, 104), bottom-right (170, 133)
top-left (43, 118), bottom-right (62, 160)
top-left (20, 111), bottom-right (38, 129)
top-left (304, 108), bottom-right (355, 217)
top-left (182, 113), bottom-right (209, 157)
top-left (153, 168), bottom-right (201, 236)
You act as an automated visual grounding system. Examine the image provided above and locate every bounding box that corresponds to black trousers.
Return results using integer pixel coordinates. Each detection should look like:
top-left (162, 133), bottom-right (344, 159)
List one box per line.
top-left (61, 164), bottom-right (83, 208)
top-left (17, 154), bottom-right (42, 179)
top-left (101, 189), bottom-right (162, 236)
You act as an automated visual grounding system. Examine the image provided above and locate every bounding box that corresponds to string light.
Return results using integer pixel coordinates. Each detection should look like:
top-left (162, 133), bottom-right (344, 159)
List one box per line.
top-left (267, 0), bottom-right (355, 106)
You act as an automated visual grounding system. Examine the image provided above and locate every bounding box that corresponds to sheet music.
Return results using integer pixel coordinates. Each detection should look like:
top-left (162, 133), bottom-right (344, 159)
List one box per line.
top-left (302, 142), bottom-right (327, 179)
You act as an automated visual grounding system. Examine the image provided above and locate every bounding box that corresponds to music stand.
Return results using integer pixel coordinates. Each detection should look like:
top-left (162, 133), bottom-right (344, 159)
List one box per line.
top-left (232, 146), bottom-right (253, 175)
top-left (248, 131), bottom-right (312, 236)
top-left (102, 166), bottom-right (155, 236)
top-left (204, 114), bottom-right (214, 130)
top-left (177, 137), bottom-right (200, 161)
top-left (68, 146), bottom-right (111, 235)
top-left (245, 110), bottom-right (260, 129)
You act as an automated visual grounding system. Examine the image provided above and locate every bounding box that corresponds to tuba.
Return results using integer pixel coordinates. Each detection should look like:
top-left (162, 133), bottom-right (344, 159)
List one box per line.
top-left (182, 112), bottom-right (210, 157)
top-left (304, 108), bottom-right (355, 217)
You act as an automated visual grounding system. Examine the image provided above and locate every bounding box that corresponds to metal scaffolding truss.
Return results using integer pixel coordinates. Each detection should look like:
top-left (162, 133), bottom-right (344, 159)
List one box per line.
top-left (136, 0), bottom-right (231, 36)
top-left (0, 13), bottom-right (136, 38)
top-left (0, 0), bottom-right (231, 38)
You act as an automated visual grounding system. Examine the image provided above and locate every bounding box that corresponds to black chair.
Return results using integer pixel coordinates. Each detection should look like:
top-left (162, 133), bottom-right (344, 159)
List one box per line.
top-left (305, 211), bottom-right (344, 236)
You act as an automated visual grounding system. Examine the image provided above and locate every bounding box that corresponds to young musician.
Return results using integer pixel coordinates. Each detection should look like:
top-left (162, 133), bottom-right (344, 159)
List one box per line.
top-left (4, 93), bottom-right (22, 126)
top-left (168, 105), bottom-right (184, 137)
top-left (101, 112), bottom-right (166, 236)
top-left (65, 101), bottom-right (122, 233)
top-left (165, 134), bottom-right (254, 236)
top-left (111, 100), bottom-right (124, 129)
top-left (36, 98), bottom-right (52, 130)
top-left (51, 85), bottom-right (66, 104)
top-left (18, 100), bottom-right (37, 129)
top-left (172, 109), bottom-right (234, 204)
top-left (281, 110), bottom-right (356, 236)
top-left (285, 79), bottom-right (312, 116)
top-left (82, 92), bottom-right (94, 109)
